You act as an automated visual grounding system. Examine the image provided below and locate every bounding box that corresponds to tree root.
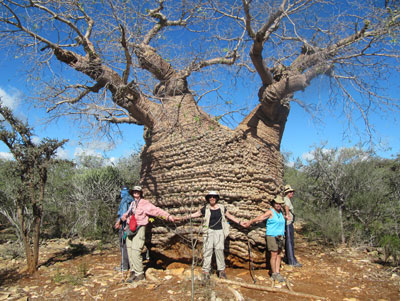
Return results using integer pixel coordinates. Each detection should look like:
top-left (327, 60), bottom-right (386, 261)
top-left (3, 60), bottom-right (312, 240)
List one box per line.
top-left (216, 278), bottom-right (326, 300)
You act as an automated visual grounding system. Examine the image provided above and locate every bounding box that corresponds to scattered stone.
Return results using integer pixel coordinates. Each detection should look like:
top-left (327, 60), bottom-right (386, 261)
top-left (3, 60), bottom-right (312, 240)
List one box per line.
top-left (169, 267), bottom-right (184, 276)
top-left (0, 294), bottom-right (10, 300)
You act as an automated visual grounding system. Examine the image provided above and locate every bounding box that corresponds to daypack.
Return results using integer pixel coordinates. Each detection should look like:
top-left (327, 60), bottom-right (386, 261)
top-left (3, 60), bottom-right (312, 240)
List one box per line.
top-left (203, 204), bottom-right (230, 238)
top-left (129, 214), bottom-right (138, 232)
top-left (126, 199), bottom-right (141, 236)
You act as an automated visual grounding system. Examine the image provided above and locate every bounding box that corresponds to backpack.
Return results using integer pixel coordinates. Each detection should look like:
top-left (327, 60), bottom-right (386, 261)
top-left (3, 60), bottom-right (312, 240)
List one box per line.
top-left (203, 204), bottom-right (230, 238)
top-left (126, 199), bottom-right (141, 237)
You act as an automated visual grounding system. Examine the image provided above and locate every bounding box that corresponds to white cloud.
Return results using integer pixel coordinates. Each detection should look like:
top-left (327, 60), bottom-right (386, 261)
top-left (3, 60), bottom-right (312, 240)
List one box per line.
top-left (74, 147), bottom-right (101, 158)
top-left (55, 148), bottom-right (70, 160)
top-left (301, 151), bottom-right (314, 161)
top-left (285, 161), bottom-right (295, 168)
top-left (0, 152), bottom-right (14, 160)
top-left (0, 87), bottom-right (21, 110)
top-left (87, 140), bottom-right (115, 152)
top-left (31, 136), bottom-right (41, 145)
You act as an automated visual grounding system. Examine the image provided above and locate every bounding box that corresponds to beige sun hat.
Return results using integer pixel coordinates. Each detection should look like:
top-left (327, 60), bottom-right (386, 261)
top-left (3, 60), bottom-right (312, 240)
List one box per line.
top-left (132, 186), bottom-right (142, 192)
top-left (205, 191), bottom-right (220, 200)
top-left (284, 184), bottom-right (295, 194)
top-left (273, 195), bottom-right (285, 204)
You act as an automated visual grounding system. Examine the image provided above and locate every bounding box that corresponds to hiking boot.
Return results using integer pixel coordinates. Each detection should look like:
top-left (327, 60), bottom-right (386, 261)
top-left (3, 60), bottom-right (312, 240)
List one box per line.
top-left (202, 272), bottom-right (210, 282)
top-left (126, 271), bottom-right (136, 283)
top-left (273, 273), bottom-right (285, 283)
top-left (126, 273), bottom-right (145, 283)
top-left (218, 270), bottom-right (227, 279)
top-left (132, 273), bottom-right (145, 282)
top-left (293, 262), bottom-right (302, 267)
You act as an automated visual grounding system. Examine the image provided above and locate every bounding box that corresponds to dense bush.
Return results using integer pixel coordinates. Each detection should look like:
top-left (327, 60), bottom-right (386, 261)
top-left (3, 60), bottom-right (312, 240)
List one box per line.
top-left (284, 149), bottom-right (400, 265)
top-left (1, 152), bottom-right (142, 245)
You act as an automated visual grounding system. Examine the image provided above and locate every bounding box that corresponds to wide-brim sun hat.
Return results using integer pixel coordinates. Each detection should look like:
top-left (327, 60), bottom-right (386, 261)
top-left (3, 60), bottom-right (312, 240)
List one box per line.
top-left (132, 185), bottom-right (142, 192)
top-left (284, 184), bottom-right (295, 194)
top-left (206, 190), bottom-right (219, 200)
top-left (273, 195), bottom-right (285, 204)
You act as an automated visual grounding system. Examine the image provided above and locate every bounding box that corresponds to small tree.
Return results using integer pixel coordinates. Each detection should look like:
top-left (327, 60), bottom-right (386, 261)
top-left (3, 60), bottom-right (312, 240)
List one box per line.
top-left (302, 146), bottom-right (372, 244)
top-left (0, 101), bottom-right (67, 273)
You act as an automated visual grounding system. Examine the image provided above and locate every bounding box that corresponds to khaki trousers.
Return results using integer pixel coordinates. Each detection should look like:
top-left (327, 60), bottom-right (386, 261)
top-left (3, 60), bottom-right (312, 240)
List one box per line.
top-left (126, 226), bottom-right (146, 275)
top-left (202, 229), bottom-right (225, 273)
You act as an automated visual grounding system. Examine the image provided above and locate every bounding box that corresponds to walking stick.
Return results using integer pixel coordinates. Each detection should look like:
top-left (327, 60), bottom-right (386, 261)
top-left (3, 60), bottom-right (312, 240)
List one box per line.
top-left (121, 231), bottom-right (126, 283)
top-left (247, 236), bottom-right (256, 284)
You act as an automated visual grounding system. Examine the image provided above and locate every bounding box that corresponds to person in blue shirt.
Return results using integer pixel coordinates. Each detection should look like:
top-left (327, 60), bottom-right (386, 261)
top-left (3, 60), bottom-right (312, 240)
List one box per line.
top-left (114, 185), bottom-right (134, 272)
top-left (243, 195), bottom-right (286, 283)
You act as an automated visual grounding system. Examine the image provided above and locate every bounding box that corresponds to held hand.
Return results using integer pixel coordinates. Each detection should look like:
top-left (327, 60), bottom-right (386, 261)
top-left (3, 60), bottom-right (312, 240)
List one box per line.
top-left (169, 215), bottom-right (176, 223)
top-left (242, 221), bottom-right (251, 228)
top-left (114, 220), bottom-right (122, 229)
top-left (121, 214), bottom-right (127, 222)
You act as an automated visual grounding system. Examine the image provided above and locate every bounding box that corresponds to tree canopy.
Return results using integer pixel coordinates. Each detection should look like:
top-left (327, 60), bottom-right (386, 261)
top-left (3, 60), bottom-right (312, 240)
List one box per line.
top-left (0, 0), bottom-right (398, 142)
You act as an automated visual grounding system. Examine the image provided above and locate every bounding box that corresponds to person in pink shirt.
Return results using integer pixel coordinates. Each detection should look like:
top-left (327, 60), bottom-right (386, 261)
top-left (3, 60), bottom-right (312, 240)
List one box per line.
top-left (119, 186), bottom-right (176, 283)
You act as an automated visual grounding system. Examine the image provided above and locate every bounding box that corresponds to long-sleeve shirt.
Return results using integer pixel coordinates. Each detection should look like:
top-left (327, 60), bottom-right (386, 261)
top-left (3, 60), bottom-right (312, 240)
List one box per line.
top-left (124, 198), bottom-right (170, 226)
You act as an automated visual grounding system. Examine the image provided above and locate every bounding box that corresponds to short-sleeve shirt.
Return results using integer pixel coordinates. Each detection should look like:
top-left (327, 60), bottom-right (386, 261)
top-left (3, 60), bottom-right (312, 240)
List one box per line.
top-left (284, 196), bottom-right (294, 225)
top-left (201, 206), bottom-right (227, 230)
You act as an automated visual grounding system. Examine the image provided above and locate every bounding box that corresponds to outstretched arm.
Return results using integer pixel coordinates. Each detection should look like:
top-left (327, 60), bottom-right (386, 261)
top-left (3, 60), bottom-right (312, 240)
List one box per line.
top-left (225, 211), bottom-right (243, 227)
top-left (243, 210), bottom-right (272, 228)
top-left (175, 210), bottom-right (202, 221)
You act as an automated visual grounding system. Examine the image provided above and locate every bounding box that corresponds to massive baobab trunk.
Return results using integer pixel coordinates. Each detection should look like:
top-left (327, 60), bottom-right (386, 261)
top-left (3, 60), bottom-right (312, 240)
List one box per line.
top-left (138, 92), bottom-right (289, 266)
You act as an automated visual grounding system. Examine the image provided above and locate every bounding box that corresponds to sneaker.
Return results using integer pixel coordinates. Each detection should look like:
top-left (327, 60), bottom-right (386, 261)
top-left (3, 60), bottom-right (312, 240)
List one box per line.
top-left (126, 271), bottom-right (136, 283)
top-left (293, 263), bottom-right (302, 267)
top-left (218, 270), bottom-right (227, 279)
top-left (274, 273), bottom-right (285, 283)
top-left (202, 272), bottom-right (210, 282)
top-left (126, 272), bottom-right (145, 283)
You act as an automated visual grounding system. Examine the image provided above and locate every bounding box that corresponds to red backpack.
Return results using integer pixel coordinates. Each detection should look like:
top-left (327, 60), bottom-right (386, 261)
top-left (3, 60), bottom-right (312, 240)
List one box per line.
top-left (129, 214), bottom-right (137, 231)
top-left (129, 199), bottom-right (140, 232)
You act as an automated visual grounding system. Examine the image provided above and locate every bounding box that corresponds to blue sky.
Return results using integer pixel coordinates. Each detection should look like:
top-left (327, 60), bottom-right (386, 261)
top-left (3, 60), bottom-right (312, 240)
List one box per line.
top-left (1, 50), bottom-right (399, 165)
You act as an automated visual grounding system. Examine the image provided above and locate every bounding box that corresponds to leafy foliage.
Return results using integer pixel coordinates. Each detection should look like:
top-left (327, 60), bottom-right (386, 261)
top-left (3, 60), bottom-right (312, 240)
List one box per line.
top-left (0, 102), bottom-right (67, 273)
top-left (285, 148), bottom-right (400, 265)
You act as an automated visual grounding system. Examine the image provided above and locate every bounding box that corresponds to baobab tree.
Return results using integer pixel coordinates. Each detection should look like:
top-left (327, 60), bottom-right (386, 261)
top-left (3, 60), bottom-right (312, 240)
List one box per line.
top-left (0, 0), bottom-right (399, 266)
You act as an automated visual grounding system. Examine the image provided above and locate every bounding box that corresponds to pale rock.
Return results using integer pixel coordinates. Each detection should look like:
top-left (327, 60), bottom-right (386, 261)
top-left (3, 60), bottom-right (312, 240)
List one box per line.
top-left (164, 275), bottom-right (173, 280)
top-left (167, 290), bottom-right (175, 294)
top-left (391, 273), bottom-right (399, 279)
top-left (343, 298), bottom-right (359, 301)
top-left (183, 269), bottom-right (201, 278)
top-left (169, 267), bottom-right (185, 276)
top-left (51, 285), bottom-right (67, 296)
top-left (8, 286), bottom-right (18, 293)
top-left (0, 294), bottom-right (10, 301)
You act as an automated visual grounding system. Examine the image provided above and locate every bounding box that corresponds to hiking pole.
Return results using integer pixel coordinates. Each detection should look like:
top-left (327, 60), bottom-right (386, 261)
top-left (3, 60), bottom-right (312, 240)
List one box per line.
top-left (247, 236), bottom-right (256, 284)
top-left (121, 232), bottom-right (125, 283)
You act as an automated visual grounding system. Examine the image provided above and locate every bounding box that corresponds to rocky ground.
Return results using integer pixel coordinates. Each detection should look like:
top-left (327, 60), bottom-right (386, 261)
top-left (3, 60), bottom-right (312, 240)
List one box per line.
top-left (0, 230), bottom-right (399, 301)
